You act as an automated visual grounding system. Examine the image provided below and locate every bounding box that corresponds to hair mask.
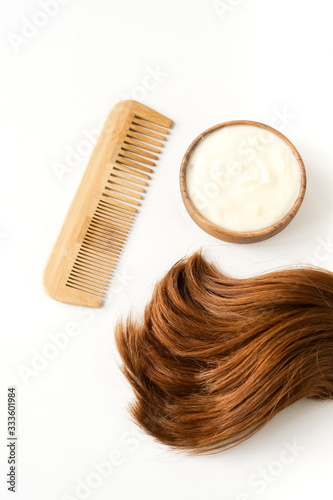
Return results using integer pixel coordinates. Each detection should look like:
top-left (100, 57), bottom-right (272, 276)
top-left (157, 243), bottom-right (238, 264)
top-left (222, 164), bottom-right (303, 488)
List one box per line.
top-left (180, 121), bottom-right (306, 243)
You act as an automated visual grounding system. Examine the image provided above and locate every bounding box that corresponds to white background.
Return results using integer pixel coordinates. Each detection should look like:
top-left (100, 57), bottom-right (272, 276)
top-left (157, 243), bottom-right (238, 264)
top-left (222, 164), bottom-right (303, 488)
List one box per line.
top-left (1, 0), bottom-right (333, 499)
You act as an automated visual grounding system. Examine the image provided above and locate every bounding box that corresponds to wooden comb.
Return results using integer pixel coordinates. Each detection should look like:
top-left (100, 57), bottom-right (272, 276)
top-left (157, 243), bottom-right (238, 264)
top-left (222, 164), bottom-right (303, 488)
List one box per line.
top-left (44, 100), bottom-right (173, 307)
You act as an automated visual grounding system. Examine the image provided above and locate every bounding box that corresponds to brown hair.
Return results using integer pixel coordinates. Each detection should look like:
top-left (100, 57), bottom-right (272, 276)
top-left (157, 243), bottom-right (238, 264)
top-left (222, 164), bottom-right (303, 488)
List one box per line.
top-left (115, 252), bottom-right (333, 453)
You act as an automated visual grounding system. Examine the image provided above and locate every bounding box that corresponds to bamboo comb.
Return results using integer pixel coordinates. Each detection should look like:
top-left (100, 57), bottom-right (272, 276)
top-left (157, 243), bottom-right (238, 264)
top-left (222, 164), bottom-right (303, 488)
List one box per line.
top-left (44, 100), bottom-right (173, 307)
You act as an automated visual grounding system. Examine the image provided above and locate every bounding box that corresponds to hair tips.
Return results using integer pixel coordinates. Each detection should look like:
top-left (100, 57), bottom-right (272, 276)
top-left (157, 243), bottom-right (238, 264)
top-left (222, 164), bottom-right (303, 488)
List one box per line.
top-left (115, 252), bottom-right (333, 453)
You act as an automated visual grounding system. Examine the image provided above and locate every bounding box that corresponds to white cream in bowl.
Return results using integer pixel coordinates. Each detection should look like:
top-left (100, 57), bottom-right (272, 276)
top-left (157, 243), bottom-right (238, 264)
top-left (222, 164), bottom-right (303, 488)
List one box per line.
top-left (185, 124), bottom-right (301, 233)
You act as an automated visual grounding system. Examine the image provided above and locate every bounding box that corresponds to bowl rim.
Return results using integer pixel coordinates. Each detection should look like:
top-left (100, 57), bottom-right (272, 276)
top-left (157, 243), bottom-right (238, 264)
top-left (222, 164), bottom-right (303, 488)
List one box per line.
top-left (179, 120), bottom-right (307, 243)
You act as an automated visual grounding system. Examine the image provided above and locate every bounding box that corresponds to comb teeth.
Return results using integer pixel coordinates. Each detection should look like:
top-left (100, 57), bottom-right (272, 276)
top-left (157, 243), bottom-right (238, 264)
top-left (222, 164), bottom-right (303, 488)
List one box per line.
top-left (44, 101), bottom-right (173, 307)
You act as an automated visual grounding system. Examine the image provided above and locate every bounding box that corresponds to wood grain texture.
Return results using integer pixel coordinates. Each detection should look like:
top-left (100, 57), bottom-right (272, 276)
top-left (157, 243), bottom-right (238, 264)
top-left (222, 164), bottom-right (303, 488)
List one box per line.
top-left (180, 120), bottom-right (306, 244)
top-left (44, 100), bottom-right (173, 307)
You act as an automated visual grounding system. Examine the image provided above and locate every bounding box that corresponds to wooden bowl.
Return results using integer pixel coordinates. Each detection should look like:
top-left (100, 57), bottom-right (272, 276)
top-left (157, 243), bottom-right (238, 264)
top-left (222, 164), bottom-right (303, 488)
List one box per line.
top-left (180, 120), bottom-right (307, 244)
